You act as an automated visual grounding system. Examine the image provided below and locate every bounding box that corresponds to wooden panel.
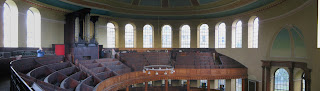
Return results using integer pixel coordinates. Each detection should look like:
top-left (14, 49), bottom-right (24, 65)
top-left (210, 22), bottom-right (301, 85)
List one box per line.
top-left (94, 68), bottom-right (247, 91)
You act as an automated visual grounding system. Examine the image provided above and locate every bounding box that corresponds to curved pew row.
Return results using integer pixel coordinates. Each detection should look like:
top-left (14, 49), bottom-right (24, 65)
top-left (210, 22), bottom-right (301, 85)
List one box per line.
top-left (44, 66), bottom-right (78, 87)
top-left (11, 55), bottom-right (132, 91)
top-left (76, 71), bottom-right (118, 91)
top-left (60, 71), bottom-right (88, 90)
top-left (27, 62), bottom-right (73, 81)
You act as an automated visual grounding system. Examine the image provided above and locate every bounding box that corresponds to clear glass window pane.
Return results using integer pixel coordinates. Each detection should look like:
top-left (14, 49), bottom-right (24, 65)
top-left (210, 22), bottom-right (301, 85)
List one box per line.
top-left (199, 24), bottom-right (209, 48)
top-left (27, 8), bottom-right (41, 48)
top-left (252, 18), bottom-right (259, 48)
top-left (107, 23), bottom-right (116, 48)
top-left (216, 23), bottom-right (226, 48)
top-left (235, 21), bottom-right (242, 48)
top-left (236, 79), bottom-right (242, 91)
top-left (181, 25), bottom-right (190, 48)
top-left (143, 25), bottom-right (153, 48)
top-left (162, 25), bottom-right (172, 48)
top-left (274, 68), bottom-right (289, 91)
top-left (125, 24), bottom-right (134, 48)
top-left (3, 3), bottom-right (10, 47)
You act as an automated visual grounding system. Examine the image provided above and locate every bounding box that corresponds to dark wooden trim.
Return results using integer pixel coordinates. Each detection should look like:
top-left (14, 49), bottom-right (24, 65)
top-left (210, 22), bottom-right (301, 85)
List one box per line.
top-left (262, 66), bottom-right (265, 91)
top-left (289, 68), bottom-right (294, 91)
top-left (242, 78), bottom-right (248, 91)
top-left (145, 82), bottom-right (148, 91)
top-left (165, 80), bottom-right (168, 91)
top-left (187, 80), bottom-right (190, 91)
top-left (261, 60), bottom-right (311, 91)
top-left (265, 67), bottom-right (270, 91)
top-left (256, 81), bottom-right (259, 91)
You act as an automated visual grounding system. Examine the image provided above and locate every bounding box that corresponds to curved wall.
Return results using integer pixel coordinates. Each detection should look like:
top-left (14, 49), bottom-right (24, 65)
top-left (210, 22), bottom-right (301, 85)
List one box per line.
top-left (0, 0), bottom-right (318, 91)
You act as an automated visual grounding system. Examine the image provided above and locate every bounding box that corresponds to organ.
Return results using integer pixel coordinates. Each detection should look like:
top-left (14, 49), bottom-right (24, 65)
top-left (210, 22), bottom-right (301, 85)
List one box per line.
top-left (64, 8), bottom-right (100, 61)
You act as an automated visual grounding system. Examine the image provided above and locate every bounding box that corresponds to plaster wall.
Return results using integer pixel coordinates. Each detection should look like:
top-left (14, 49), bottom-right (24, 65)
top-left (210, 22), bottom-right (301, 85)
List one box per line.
top-left (0, 0), bottom-right (318, 91)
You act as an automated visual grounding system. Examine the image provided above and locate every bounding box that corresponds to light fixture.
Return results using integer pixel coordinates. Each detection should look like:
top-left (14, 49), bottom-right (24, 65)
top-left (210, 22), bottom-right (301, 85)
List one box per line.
top-left (143, 65), bottom-right (175, 75)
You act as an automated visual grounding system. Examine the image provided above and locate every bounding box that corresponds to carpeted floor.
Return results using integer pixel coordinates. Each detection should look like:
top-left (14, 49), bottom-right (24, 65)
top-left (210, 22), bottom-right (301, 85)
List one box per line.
top-left (0, 74), bottom-right (10, 91)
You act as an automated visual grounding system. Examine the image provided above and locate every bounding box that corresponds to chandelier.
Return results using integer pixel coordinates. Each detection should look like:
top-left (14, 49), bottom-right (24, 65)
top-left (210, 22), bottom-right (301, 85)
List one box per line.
top-left (143, 65), bottom-right (175, 75)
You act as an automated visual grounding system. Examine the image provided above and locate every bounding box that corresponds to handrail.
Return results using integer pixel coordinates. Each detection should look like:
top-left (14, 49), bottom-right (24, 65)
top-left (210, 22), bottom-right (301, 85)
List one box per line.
top-left (94, 68), bottom-right (247, 91)
top-left (10, 60), bottom-right (34, 91)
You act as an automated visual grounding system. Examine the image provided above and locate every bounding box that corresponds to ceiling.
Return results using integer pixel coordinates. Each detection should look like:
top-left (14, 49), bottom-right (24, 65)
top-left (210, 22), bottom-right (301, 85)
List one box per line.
top-left (34, 0), bottom-right (279, 20)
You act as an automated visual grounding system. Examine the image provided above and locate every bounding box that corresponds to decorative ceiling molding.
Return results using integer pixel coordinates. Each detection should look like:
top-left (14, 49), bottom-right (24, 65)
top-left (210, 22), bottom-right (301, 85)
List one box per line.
top-left (26, 0), bottom-right (296, 20)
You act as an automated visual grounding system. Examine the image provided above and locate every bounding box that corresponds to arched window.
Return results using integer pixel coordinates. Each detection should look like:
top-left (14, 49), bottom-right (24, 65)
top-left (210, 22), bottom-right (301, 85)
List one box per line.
top-left (232, 20), bottom-right (242, 48)
top-left (3, 0), bottom-right (18, 47)
top-left (199, 24), bottom-right (209, 48)
top-left (274, 68), bottom-right (289, 91)
top-left (162, 25), bottom-right (172, 48)
top-left (107, 23), bottom-right (116, 48)
top-left (125, 24), bottom-right (134, 48)
top-left (215, 23), bottom-right (226, 48)
top-left (218, 79), bottom-right (226, 87)
top-left (302, 73), bottom-right (305, 91)
top-left (236, 79), bottom-right (242, 91)
top-left (180, 25), bottom-right (191, 48)
top-left (143, 24), bottom-right (153, 48)
top-left (248, 17), bottom-right (259, 48)
top-left (27, 8), bottom-right (41, 48)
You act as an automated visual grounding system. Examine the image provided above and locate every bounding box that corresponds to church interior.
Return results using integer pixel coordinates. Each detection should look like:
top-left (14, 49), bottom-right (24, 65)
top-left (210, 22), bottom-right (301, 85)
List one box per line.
top-left (0, 0), bottom-right (319, 91)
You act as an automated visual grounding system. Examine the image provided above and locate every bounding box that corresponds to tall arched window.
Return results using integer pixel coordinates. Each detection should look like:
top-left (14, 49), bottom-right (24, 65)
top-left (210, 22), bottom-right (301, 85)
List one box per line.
top-left (236, 79), bottom-right (242, 91)
top-left (143, 24), bottom-right (153, 48)
top-left (199, 24), bottom-right (209, 48)
top-left (274, 68), bottom-right (289, 91)
top-left (162, 25), bottom-right (172, 48)
top-left (180, 25), bottom-right (190, 48)
top-left (215, 23), bottom-right (226, 48)
top-left (248, 17), bottom-right (259, 48)
top-left (232, 20), bottom-right (242, 48)
top-left (302, 73), bottom-right (305, 91)
top-left (3, 0), bottom-right (18, 47)
top-left (125, 24), bottom-right (134, 48)
top-left (107, 22), bottom-right (116, 48)
top-left (27, 7), bottom-right (41, 48)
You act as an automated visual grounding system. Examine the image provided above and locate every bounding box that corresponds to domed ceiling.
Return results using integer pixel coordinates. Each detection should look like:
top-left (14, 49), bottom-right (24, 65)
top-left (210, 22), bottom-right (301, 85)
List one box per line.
top-left (32, 0), bottom-right (281, 20)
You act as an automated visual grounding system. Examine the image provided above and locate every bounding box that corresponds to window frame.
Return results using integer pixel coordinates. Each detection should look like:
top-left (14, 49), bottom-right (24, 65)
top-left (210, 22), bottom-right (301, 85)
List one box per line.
top-left (161, 25), bottom-right (172, 48)
top-left (107, 22), bottom-right (116, 48)
top-left (274, 68), bottom-right (289, 91)
top-left (232, 20), bottom-right (242, 48)
top-left (26, 7), bottom-right (41, 48)
top-left (248, 16), bottom-right (259, 48)
top-left (3, 1), bottom-right (18, 48)
top-left (215, 23), bottom-right (226, 48)
top-left (180, 25), bottom-right (191, 48)
top-left (143, 24), bottom-right (153, 48)
top-left (199, 24), bottom-right (209, 48)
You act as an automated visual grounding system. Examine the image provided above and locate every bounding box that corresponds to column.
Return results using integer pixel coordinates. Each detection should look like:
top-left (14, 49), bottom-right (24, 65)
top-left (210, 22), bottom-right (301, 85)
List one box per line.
top-left (262, 66), bottom-right (265, 91)
top-left (187, 80), bottom-right (190, 91)
top-left (289, 68), bottom-right (294, 91)
top-left (207, 80), bottom-right (211, 91)
top-left (126, 86), bottom-right (129, 91)
top-left (145, 82), bottom-right (148, 91)
top-left (266, 67), bottom-right (270, 91)
top-left (242, 78), bottom-right (248, 91)
top-left (305, 69), bottom-right (311, 91)
top-left (226, 79), bottom-right (232, 91)
top-left (165, 80), bottom-right (168, 91)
